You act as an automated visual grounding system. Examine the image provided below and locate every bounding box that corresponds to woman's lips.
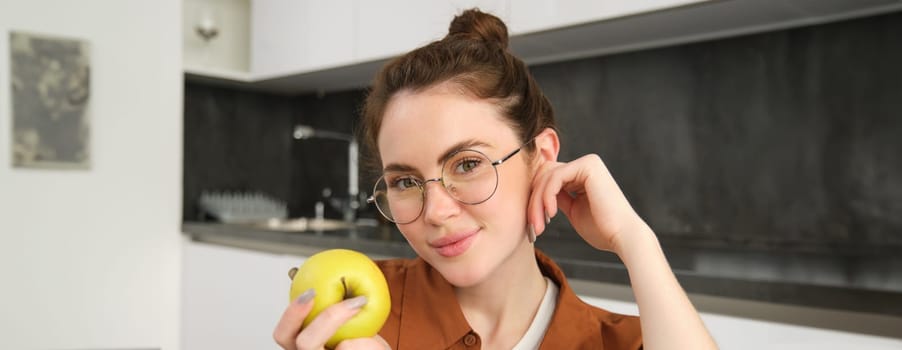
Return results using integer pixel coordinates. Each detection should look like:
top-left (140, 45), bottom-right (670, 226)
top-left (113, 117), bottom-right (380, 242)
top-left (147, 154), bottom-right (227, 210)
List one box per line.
top-left (429, 230), bottom-right (479, 258)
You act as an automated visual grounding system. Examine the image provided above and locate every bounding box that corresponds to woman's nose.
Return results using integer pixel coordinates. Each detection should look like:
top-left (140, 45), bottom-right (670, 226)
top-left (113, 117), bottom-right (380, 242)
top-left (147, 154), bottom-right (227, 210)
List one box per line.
top-left (421, 180), bottom-right (461, 225)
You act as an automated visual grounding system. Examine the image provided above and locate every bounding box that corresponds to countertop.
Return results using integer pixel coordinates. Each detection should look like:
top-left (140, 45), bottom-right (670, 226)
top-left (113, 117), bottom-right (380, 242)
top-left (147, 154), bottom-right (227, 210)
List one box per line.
top-left (182, 221), bottom-right (902, 338)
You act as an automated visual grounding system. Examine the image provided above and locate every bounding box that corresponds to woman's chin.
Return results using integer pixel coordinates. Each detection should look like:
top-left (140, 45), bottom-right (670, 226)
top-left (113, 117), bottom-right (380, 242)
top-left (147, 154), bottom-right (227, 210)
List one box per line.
top-left (441, 269), bottom-right (487, 288)
top-left (430, 257), bottom-right (495, 288)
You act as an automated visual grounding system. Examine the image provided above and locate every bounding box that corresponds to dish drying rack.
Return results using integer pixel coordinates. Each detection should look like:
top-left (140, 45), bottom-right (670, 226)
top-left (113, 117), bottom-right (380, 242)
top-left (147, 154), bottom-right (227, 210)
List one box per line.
top-left (198, 190), bottom-right (288, 223)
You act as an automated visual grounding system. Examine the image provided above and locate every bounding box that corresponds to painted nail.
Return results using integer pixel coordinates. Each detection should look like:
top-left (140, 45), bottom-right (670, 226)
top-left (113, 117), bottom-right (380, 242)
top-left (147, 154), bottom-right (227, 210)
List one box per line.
top-left (344, 295), bottom-right (368, 310)
top-left (528, 225), bottom-right (536, 243)
top-left (295, 289), bottom-right (315, 304)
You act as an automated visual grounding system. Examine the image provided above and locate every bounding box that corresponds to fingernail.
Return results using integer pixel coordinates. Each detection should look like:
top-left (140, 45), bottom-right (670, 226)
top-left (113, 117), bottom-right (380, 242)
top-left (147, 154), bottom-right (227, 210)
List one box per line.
top-left (344, 295), bottom-right (368, 310)
top-left (294, 289), bottom-right (315, 304)
top-left (544, 212), bottom-right (551, 225)
top-left (528, 225), bottom-right (536, 243)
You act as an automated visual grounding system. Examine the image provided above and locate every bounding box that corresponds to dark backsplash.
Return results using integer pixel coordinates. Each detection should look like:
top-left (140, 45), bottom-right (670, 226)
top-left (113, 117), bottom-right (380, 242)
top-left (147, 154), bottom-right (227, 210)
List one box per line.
top-left (184, 11), bottom-right (902, 249)
top-left (183, 84), bottom-right (296, 221)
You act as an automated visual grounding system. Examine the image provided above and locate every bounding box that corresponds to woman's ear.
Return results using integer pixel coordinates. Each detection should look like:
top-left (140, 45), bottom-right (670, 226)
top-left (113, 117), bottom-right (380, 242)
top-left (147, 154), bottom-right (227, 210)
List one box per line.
top-left (533, 128), bottom-right (560, 165)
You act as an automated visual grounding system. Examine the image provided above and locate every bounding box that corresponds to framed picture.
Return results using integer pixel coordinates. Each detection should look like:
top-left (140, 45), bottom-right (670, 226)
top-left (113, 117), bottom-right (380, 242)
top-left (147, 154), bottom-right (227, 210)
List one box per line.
top-left (10, 31), bottom-right (91, 169)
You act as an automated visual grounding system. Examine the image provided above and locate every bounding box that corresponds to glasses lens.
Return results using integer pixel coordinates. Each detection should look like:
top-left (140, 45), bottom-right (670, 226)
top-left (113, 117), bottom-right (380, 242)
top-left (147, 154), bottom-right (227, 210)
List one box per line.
top-left (373, 174), bottom-right (423, 224)
top-left (442, 150), bottom-right (498, 204)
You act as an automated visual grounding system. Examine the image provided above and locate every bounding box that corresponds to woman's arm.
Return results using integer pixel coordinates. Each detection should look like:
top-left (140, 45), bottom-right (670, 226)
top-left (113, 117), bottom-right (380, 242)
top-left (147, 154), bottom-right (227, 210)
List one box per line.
top-left (616, 219), bottom-right (718, 350)
top-left (526, 130), bottom-right (717, 349)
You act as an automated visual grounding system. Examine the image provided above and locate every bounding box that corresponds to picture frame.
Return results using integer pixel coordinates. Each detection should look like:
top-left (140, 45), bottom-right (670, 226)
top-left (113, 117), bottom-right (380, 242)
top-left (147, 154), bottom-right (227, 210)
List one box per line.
top-left (10, 31), bottom-right (91, 169)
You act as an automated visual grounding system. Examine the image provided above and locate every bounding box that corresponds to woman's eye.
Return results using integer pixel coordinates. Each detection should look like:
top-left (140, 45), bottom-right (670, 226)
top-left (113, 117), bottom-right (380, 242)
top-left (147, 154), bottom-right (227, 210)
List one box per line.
top-left (391, 177), bottom-right (419, 190)
top-left (455, 158), bottom-right (481, 173)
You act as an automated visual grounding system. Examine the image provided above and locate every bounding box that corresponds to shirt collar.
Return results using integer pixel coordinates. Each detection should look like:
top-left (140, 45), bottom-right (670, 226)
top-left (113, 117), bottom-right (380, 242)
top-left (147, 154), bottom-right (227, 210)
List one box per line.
top-left (535, 249), bottom-right (605, 349)
top-left (396, 249), bottom-right (607, 349)
top-left (397, 257), bottom-right (474, 349)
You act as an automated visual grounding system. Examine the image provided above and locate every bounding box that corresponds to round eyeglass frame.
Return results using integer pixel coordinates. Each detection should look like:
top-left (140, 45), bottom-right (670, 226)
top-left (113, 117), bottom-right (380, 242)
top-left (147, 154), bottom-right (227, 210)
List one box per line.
top-left (367, 140), bottom-right (533, 224)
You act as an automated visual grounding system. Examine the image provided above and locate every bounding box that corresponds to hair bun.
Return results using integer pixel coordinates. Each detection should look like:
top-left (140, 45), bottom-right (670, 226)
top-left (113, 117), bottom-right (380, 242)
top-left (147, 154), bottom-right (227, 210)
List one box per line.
top-left (447, 8), bottom-right (509, 50)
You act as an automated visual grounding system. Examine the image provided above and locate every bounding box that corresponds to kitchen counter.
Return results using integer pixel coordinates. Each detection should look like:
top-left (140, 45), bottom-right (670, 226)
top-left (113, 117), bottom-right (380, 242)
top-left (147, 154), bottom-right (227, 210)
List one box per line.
top-left (183, 221), bottom-right (902, 338)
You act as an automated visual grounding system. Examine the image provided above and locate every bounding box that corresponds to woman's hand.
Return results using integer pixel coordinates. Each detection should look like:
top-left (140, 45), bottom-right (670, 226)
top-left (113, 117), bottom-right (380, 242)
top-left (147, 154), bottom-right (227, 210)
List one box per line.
top-left (529, 154), bottom-right (719, 349)
top-left (273, 290), bottom-right (391, 350)
top-left (527, 154), bottom-right (650, 255)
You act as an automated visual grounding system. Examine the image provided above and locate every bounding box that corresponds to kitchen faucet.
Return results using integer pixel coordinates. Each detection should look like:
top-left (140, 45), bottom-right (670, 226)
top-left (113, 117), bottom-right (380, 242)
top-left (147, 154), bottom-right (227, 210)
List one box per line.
top-left (293, 125), bottom-right (360, 223)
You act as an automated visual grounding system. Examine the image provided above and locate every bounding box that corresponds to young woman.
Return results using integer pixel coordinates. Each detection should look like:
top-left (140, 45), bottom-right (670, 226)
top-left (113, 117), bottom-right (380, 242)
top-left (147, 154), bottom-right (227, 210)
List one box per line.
top-left (275, 9), bottom-right (717, 350)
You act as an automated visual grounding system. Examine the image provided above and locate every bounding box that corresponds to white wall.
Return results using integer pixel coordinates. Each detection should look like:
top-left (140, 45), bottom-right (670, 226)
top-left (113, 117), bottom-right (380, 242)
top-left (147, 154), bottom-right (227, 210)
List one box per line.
top-left (184, 241), bottom-right (902, 350)
top-left (0, 1), bottom-right (182, 349)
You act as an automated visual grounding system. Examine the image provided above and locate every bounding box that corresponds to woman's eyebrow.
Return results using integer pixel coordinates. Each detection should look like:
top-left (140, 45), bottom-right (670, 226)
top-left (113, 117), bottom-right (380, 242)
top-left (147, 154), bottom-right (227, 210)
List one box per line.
top-left (436, 139), bottom-right (490, 165)
top-left (382, 139), bottom-right (492, 173)
top-left (382, 163), bottom-right (417, 173)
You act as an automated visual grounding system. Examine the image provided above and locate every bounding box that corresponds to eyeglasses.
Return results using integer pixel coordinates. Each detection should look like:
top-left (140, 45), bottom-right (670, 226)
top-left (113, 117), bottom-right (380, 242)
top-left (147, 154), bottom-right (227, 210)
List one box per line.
top-left (367, 140), bottom-right (533, 224)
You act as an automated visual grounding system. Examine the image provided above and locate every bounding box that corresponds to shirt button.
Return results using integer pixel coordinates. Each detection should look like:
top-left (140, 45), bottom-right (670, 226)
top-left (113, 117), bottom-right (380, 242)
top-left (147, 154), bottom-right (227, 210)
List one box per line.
top-left (463, 333), bottom-right (478, 346)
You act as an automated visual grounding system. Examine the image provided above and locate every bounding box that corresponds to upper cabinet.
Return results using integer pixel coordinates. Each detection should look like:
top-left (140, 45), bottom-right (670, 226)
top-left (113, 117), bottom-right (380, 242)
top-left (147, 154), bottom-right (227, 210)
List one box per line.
top-left (183, 0), bottom-right (253, 80)
top-left (508, 0), bottom-right (706, 34)
top-left (251, 1), bottom-right (355, 78)
top-left (353, 0), bottom-right (510, 62)
top-left (184, 0), bottom-right (902, 93)
top-left (248, 0), bottom-right (509, 79)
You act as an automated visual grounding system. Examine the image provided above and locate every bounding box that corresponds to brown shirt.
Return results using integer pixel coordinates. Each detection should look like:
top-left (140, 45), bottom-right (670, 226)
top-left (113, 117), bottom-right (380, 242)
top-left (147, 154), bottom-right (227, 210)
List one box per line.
top-left (376, 249), bottom-right (643, 349)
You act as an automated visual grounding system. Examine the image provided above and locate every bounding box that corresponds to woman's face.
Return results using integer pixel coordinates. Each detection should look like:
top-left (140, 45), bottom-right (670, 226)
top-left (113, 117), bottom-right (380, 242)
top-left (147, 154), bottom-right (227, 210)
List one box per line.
top-left (377, 83), bottom-right (535, 287)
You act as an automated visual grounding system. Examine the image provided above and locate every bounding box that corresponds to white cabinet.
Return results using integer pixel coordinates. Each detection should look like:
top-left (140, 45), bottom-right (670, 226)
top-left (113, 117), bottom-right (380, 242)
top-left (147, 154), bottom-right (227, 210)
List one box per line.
top-left (353, 1), bottom-right (448, 62)
top-left (304, 2), bottom-right (356, 71)
top-left (249, 0), bottom-right (511, 77)
top-left (250, 0), bottom-right (305, 77)
top-left (188, 0), bottom-right (706, 83)
top-left (354, 0), bottom-right (510, 62)
top-left (187, 0), bottom-right (902, 94)
top-left (182, 240), bottom-right (303, 350)
top-left (183, 0), bottom-right (252, 74)
top-left (508, 0), bottom-right (710, 35)
top-left (186, 0), bottom-right (709, 80)
top-left (251, 0), bottom-right (356, 78)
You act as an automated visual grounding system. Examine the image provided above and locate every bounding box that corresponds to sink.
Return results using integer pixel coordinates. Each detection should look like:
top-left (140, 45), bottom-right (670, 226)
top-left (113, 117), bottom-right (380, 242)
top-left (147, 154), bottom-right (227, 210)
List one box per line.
top-left (250, 217), bottom-right (372, 232)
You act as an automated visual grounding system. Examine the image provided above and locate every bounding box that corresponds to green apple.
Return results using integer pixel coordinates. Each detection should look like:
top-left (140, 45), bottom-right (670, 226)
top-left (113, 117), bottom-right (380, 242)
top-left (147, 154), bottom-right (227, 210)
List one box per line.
top-left (288, 249), bottom-right (391, 348)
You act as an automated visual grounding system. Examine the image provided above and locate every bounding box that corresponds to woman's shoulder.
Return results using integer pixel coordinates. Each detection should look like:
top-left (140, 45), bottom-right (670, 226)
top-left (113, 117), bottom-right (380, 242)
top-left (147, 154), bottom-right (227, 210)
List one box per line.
top-left (545, 280), bottom-right (642, 349)
top-left (536, 249), bottom-right (643, 348)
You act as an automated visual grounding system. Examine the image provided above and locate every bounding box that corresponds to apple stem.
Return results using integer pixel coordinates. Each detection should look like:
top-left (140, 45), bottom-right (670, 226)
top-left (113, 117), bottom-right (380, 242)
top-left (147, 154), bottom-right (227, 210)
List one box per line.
top-left (341, 276), bottom-right (352, 299)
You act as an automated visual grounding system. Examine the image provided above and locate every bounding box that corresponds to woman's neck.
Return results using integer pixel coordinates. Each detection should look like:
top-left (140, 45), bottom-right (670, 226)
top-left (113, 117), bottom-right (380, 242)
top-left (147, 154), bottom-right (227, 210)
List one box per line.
top-left (455, 242), bottom-right (547, 348)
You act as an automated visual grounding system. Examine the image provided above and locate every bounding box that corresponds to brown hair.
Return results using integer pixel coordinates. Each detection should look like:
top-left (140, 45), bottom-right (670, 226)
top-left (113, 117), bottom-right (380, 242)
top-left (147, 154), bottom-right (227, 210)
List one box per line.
top-left (359, 8), bottom-right (557, 173)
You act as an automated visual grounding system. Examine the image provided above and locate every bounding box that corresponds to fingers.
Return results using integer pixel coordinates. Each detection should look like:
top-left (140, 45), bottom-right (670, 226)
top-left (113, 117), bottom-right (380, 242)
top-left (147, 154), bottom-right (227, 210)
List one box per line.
top-left (555, 191), bottom-right (574, 218)
top-left (527, 154), bottom-right (604, 236)
top-left (528, 160), bottom-right (568, 236)
top-left (294, 296), bottom-right (368, 350)
top-left (274, 289), bottom-right (317, 350)
top-left (273, 291), bottom-right (378, 350)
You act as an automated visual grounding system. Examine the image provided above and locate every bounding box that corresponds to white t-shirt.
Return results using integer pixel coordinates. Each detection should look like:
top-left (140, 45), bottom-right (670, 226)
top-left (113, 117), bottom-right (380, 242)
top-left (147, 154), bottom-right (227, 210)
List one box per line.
top-left (512, 277), bottom-right (559, 350)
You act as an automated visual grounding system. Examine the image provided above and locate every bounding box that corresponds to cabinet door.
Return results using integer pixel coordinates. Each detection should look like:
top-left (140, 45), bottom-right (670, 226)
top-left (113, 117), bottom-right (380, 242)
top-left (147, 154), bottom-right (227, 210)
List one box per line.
top-left (251, 0), bottom-right (355, 77)
top-left (303, 1), bottom-right (356, 71)
top-left (510, 0), bottom-right (710, 35)
top-left (354, 0), bottom-right (510, 62)
top-left (354, 1), bottom-right (447, 61)
top-left (182, 241), bottom-right (303, 350)
top-left (251, 0), bottom-right (510, 77)
top-left (184, 0), bottom-right (251, 72)
top-left (251, 0), bottom-right (307, 76)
